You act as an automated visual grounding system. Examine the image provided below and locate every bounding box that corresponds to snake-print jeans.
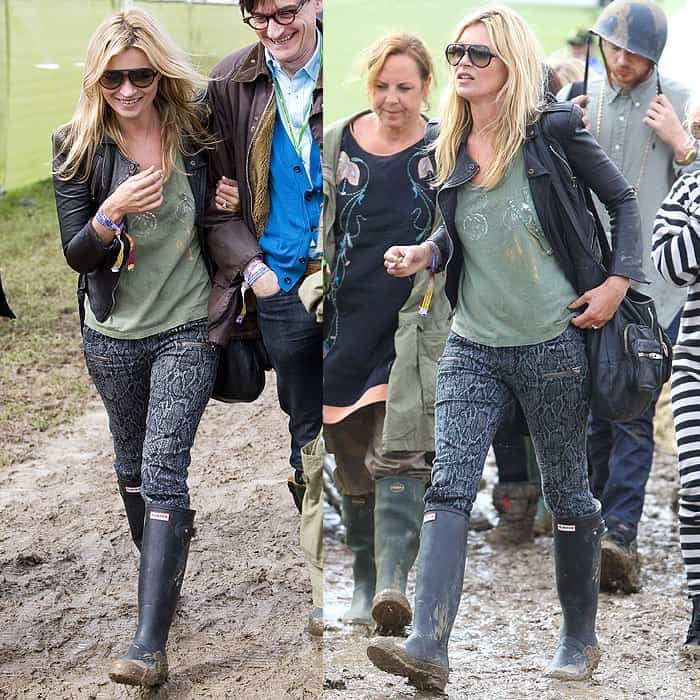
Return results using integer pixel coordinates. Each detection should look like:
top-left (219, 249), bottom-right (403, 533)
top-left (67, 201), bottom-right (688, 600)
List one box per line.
top-left (426, 325), bottom-right (596, 519)
top-left (82, 319), bottom-right (218, 509)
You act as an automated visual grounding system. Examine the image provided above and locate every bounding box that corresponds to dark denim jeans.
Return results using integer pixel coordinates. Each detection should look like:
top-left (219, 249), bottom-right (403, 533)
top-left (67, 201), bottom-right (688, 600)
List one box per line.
top-left (587, 312), bottom-right (681, 536)
top-left (426, 326), bottom-right (596, 519)
top-left (255, 283), bottom-right (322, 474)
top-left (82, 319), bottom-right (218, 509)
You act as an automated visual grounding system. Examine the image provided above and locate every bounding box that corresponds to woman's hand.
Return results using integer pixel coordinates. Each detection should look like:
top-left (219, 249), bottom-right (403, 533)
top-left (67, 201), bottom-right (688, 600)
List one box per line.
top-left (215, 176), bottom-right (240, 213)
top-left (569, 275), bottom-right (629, 329)
top-left (384, 243), bottom-right (432, 277)
top-left (103, 166), bottom-right (164, 220)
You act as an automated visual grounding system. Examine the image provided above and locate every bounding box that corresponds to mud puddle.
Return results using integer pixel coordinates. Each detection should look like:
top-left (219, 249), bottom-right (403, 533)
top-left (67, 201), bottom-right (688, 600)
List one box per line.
top-left (323, 451), bottom-right (700, 699)
top-left (0, 379), bottom-right (321, 699)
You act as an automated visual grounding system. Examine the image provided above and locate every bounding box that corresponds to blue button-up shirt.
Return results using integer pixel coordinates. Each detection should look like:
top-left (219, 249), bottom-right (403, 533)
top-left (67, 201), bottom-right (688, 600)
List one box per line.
top-left (265, 30), bottom-right (322, 180)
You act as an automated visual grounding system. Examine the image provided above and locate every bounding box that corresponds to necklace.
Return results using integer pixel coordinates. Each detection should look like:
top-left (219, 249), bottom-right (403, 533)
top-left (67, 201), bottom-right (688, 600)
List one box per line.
top-left (595, 79), bottom-right (653, 195)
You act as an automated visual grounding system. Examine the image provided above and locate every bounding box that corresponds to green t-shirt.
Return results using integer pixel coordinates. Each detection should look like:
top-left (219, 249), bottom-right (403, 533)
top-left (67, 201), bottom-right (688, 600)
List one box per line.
top-left (452, 148), bottom-right (577, 347)
top-left (85, 154), bottom-right (210, 339)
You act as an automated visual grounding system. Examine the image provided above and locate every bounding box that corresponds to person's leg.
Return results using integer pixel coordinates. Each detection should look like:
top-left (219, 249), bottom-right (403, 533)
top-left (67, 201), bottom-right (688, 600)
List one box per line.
top-left (670, 365), bottom-right (700, 656)
top-left (325, 408), bottom-right (376, 625)
top-left (367, 334), bottom-right (511, 692)
top-left (513, 326), bottom-right (602, 681)
top-left (110, 320), bottom-right (217, 687)
top-left (365, 403), bottom-right (429, 633)
top-left (82, 327), bottom-right (149, 549)
top-left (256, 287), bottom-right (323, 485)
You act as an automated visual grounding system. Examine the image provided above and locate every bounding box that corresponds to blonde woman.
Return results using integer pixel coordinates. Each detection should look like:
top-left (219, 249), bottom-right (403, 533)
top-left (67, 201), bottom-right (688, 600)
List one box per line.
top-left (367, 6), bottom-right (644, 692)
top-left (323, 34), bottom-right (450, 634)
top-left (652, 95), bottom-right (700, 657)
top-left (52, 8), bottom-right (216, 687)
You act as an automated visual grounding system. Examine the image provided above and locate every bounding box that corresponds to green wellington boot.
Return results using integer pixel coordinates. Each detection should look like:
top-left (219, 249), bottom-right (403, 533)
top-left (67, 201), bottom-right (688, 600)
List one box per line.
top-left (545, 503), bottom-right (605, 681)
top-left (341, 494), bottom-right (376, 625)
top-left (371, 476), bottom-right (425, 634)
top-left (524, 436), bottom-right (552, 536)
top-left (117, 478), bottom-right (146, 551)
top-left (109, 504), bottom-right (195, 686)
top-left (367, 509), bottom-right (468, 693)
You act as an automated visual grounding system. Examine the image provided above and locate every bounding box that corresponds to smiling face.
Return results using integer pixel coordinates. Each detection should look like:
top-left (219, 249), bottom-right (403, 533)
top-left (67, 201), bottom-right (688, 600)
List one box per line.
top-left (251, 0), bottom-right (321, 75)
top-left (452, 22), bottom-right (508, 106)
top-left (100, 47), bottom-right (159, 123)
top-left (370, 53), bottom-right (430, 132)
top-left (602, 39), bottom-right (653, 92)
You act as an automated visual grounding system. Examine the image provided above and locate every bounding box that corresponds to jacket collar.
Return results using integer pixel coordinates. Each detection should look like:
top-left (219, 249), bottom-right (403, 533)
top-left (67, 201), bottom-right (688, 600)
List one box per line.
top-left (444, 125), bottom-right (478, 189)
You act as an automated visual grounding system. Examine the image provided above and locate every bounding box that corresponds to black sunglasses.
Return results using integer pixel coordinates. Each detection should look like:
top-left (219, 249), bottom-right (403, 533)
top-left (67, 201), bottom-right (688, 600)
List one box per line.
top-left (445, 43), bottom-right (498, 68)
top-left (98, 68), bottom-right (159, 90)
top-left (242, 0), bottom-right (310, 30)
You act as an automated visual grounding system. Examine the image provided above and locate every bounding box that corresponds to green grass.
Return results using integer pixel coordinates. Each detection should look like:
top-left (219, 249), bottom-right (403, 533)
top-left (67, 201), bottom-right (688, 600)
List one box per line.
top-left (324, 0), bottom-right (601, 124)
top-left (3, 0), bottom-right (252, 190)
top-left (0, 179), bottom-right (91, 467)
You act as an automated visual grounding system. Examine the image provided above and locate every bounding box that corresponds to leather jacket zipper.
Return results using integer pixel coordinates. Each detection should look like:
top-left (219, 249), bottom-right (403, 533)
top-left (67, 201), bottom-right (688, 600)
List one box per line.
top-left (548, 144), bottom-right (577, 187)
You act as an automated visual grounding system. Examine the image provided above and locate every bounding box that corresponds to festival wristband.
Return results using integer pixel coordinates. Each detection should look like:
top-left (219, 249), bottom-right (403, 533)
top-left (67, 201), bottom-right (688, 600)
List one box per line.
top-left (425, 241), bottom-right (441, 272)
top-left (95, 209), bottom-right (124, 235)
top-left (243, 258), bottom-right (270, 287)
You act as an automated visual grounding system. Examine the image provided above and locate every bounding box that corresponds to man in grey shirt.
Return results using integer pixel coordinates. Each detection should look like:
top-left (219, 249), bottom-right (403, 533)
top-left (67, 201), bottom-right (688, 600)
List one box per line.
top-left (559, 0), bottom-right (699, 594)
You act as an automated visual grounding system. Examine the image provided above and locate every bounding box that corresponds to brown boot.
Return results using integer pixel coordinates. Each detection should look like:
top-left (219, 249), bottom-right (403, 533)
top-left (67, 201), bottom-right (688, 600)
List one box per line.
top-left (600, 522), bottom-right (641, 593)
top-left (487, 482), bottom-right (540, 546)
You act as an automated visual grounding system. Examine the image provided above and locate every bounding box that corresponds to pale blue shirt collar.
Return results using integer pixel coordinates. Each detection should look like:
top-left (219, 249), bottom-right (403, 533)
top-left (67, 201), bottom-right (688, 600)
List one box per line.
top-left (264, 28), bottom-right (321, 83)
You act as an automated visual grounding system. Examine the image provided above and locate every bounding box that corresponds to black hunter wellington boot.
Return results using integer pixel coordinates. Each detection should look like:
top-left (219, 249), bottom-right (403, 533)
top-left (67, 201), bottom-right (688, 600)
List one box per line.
top-left (367, 508), bottom-right (468, 693)
top-left (545, 503), bottom-right (605, 680)
top-left (109, 504), bottom-right (196, 686)
top-left (682, 597), bottom-right (700, 658)
top-left (341, 494), bottom-right (376, 625)
top-left (371, 476), bottom-right (425, 634)
top-left (117, 478), bottom-right (146, 551)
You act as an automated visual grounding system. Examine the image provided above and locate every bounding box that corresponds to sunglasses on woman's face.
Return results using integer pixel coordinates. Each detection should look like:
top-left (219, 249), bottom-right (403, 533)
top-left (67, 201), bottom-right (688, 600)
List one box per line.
top-left (445, 43), bottom-right (498, 68)
top-left (98, 68), bottom-right (159, 90)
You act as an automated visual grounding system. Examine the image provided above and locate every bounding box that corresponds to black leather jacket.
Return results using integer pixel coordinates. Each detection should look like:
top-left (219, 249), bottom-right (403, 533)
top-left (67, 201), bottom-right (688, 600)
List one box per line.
top-left (52, 132), bottom-right (209, 324)
top-left (427, 102), bottom-right (646, 309)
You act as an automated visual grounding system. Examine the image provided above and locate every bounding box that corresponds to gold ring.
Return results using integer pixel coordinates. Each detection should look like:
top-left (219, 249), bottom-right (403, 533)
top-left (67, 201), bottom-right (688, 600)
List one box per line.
top-left (222, 200), bottom-right (229, 209)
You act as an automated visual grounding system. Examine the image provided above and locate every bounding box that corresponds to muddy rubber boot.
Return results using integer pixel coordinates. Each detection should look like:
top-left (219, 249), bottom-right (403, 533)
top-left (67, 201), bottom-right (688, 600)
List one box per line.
top-left (371, 477), bottom-right (425, 634)
top-left (341, 494), bottom-right (376, 625)
top-left (487, 482), bottom-right (540, 546)
top-left (545, 504), bottom-right (605, 681)
top-left (367, 509), bottom-right (468, 693)
top-left (117, 478), bottom-right (145, 551)
top-left (682, 597), bottom-right (700, 658)
top-left (600, 520), bottom-right (641, 594)
top-left (524, 438), bottom-right (551, 536)
top-left (109, 504), bottom-right (195, 687)
top-left (533, 496), bottom-right (553, 536)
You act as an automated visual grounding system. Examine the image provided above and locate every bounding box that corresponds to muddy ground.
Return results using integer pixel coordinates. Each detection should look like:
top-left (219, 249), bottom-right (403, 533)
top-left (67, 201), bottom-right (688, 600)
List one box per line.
top-left (0, 379), bottom-right (321, 699)
top-left (323, 447), bottom-right (700, 699)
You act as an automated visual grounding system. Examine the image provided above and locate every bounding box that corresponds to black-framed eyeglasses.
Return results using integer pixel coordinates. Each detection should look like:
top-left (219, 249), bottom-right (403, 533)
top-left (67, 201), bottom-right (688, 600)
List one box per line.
top-left (445, 43), bottom-right (498, 68)
top-left (242, 0), bottom-right (310, 30)
top-left (98, 68), bottom-right (159, 90)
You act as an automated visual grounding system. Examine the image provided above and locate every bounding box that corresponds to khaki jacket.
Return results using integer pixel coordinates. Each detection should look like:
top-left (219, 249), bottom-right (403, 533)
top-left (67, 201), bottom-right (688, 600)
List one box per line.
top-left (323, 113), bottom-right (452, 452)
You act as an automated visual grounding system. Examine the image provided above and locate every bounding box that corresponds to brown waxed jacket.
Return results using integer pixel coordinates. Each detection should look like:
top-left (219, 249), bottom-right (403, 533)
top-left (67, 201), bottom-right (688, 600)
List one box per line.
top-left (205, 26), bottom-right (323, 345)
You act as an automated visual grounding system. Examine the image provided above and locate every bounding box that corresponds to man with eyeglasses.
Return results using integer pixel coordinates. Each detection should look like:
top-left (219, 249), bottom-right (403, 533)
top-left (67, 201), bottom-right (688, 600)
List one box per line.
top-left (205, 0), bottom-right (322, 509)
top-left (559, 0), bottom-right (699, 595)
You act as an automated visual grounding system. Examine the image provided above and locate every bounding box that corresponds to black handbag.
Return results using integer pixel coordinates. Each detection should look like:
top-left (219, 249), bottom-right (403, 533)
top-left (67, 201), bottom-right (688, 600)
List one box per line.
top-left (211, 286), bottom-right (272, 404)
top-left (587, 206), bottom-right (672, 422)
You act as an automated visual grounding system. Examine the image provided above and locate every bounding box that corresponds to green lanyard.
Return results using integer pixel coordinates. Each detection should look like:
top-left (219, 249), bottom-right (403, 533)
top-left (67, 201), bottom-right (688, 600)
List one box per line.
top-left (272, 74), bottom-right (313, 160)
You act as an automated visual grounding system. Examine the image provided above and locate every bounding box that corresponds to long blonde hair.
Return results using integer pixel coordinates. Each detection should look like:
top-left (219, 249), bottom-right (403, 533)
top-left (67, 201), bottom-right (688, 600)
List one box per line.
top-left (54, 7), bottom-right (212, 181)
top-left (433, 6), bottom-right (546, 190)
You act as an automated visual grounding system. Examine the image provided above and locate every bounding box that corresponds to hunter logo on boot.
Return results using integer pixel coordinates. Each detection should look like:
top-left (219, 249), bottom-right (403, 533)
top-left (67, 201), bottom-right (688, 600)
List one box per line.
top-left (389, 483), bottom-right (406, 494)
top-left (557, 523), bottom-right (576, 533)
top-left (423, 512), bottom-right (437, 523)
top-left (150, 511), bottom-right (170, 522)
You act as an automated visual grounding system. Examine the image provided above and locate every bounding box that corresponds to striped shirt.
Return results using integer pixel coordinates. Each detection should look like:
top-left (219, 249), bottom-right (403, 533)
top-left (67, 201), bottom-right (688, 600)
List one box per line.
top-left (652, 171), bottom-right (700, 357)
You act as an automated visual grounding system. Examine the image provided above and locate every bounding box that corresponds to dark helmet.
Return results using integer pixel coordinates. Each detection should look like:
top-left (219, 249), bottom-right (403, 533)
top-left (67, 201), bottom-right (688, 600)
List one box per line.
top-left (592, 0), bottom-right (667, 64)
